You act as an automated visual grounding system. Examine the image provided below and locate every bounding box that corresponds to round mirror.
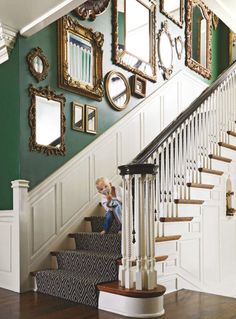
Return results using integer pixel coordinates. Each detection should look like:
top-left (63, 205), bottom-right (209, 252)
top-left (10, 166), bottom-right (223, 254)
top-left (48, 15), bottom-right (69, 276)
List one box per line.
top-left (33, 56), bottom-right (44, 74)
top-left (105, 71), bottom-right (131, 111)
top-left (157, 21), bottom-right (174, 80)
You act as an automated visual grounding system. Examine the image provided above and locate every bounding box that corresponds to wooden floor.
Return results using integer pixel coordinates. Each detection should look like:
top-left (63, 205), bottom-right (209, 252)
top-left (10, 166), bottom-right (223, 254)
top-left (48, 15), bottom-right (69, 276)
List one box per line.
top-left (1, 288), bottom-right (236, 319)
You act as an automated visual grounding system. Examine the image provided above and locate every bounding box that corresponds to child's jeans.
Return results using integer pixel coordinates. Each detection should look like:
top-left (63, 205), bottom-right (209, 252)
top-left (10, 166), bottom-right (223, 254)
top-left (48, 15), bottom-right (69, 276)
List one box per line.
top-left (103, 199), bottom-right (122, 232)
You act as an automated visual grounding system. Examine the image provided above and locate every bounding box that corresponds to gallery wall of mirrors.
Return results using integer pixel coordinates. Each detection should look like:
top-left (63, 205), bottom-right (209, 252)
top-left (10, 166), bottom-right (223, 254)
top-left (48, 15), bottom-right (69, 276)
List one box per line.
top-left (26, 0), bottom-right (219, 156)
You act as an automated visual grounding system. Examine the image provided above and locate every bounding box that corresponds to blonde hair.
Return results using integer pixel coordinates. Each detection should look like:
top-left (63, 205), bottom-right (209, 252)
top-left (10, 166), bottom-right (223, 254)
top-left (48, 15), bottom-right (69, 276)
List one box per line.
top-left (95, 177), bottom-right (110, 186)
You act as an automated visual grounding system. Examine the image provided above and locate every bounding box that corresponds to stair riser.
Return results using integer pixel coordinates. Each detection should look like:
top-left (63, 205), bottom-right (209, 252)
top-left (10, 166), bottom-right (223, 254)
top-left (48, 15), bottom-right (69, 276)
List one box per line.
top-left (220, 147), bottom-right (236, 161)
top-left (156, 258), bottom-right (177, 277)
top-left (228, 135), bottom-right (236, 146)
top-left (200, 172), bottom-right (221, 185)
top-left (210, 159), bottom-right (230, 172)
top-left (176, 204), bottom-right (201, 217)
top-left (160, 222), bottom-right (190, 237)
top-left (188, 188), bottom-right (211, 200)
top-left (155, 241), bottom-right (178, 257)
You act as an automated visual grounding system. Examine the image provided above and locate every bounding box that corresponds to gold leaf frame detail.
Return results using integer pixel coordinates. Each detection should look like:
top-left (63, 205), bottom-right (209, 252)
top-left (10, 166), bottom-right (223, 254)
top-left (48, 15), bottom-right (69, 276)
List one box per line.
top-left (185, 0), bottom-right (212, 79)
top-left (28, 85), bottom-right (66, 156)
top-left (112, 0), bottom-right (157, 82)
top-left (26, 47), bottom-right (49, 82)
top-left (160, 0), bottom-right (184, 28)
top-left (74, 0), bottom-right (110, 21)
top-left (58, 15), bottom-right (104, 101)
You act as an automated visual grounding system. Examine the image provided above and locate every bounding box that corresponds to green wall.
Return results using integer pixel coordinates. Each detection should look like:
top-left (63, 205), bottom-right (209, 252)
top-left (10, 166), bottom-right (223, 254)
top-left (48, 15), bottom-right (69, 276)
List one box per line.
top-left (0, 41), bottom-right (20, 209)
top-left (0, 3), bottom-right (230, 209)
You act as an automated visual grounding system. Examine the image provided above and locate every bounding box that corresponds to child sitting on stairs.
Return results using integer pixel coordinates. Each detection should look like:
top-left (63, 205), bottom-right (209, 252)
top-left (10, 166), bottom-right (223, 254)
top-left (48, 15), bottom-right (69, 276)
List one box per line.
top-left (95, 177), bottom-right (122, 234)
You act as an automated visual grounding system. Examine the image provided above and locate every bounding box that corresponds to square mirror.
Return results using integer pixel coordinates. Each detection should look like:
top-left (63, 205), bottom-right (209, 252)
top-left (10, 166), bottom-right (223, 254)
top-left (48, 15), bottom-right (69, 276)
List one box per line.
top-left (86, 105), bottom-right (98, 134)
top-left (71, 102), bottom-right (85, 132)
top-left (28, 85), bottom-right (66, 155)
top-left (113, 0), bottom-right (157, 82)
top-left (160, 0), bottom-right (183, 28)
top-left (58, 15), bottom-right (104, 101)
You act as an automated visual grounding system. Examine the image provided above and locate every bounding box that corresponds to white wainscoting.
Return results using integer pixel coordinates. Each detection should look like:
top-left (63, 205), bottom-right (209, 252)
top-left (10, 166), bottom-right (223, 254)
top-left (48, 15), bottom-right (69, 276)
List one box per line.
top-left (25, 69), bottom-right (207, 278)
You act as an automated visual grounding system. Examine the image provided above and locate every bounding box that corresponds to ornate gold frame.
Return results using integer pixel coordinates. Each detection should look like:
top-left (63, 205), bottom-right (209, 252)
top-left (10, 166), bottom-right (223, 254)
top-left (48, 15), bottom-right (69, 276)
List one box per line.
top-left (175, 36), bottom-right (184, 60)
top-left (28, 85), bottom-right (66, 156)
top-left (229, 31), bottom-right (236, 65)
top-left (74, 0), bottom-right (110, 21)
top-left (105, 70), bottom-right (131, 111)
top-left (160, 0), bottom-right (183, 28)
top-left (85, 105), bottom-right (98, 134)
top-left (185, 0), bottom-right (212, 79)
top-left (71, 102), bottom-right (85, 132)
top-left (157, 21), bottom-right (174, 80)
top-left (112, 0), bottom-right (157, 82)
top-left (58, 15), bottom-right (104, 101)
top-left (26, 47), bottom-right (49, 82)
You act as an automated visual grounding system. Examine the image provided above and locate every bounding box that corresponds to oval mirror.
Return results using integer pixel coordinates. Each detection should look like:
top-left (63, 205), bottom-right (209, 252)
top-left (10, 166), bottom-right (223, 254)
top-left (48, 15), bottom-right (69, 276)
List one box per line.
top-left (105, 71), bottom-right (131, 111)
top-left (27, 47), bottom-right (49, 82)
top-left (157, 21), bottom-right (174, 80)
top-left (175, 36), bottom-right (183, 60)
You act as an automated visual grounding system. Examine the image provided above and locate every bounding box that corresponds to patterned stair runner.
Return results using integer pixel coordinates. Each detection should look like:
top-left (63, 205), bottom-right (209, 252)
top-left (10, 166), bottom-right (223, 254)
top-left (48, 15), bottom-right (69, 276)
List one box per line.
top-left (35, 217), bottom-right (121, 307)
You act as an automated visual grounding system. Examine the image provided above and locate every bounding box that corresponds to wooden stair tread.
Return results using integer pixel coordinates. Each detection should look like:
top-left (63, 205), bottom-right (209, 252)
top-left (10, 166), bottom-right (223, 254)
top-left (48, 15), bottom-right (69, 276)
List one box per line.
top-left (219, 142), bottom-right (236, 151)
top-left (97, 281), bottom-right (166, 297)
top-left (160, 217), bottom-right (193, 222)
top-left (209, 154), bottom-right (232, 163)
top-left (174, 199), bottom-right (204, 205)
top-left (227, 130), bottom-right (236, 138)
top-left (198, 167), bottom-right (224, 176)
top-left (155, 235), bottom-right (181, 242)
top-left (187, 183), bottom-right (214, 189)
top-left (68, 233), bottom-right (76, 238)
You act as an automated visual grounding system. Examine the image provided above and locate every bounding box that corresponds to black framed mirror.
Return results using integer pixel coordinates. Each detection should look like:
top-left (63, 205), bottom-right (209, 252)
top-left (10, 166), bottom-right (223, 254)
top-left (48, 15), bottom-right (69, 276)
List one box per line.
top-left (157, 21), bottom-right (174, 80)
top-left (186, 0), bottom-right (212, 79)
top-left (160, 0), bottom-right (183, 28)
top-left (112, 0), bottom-right (157, 82)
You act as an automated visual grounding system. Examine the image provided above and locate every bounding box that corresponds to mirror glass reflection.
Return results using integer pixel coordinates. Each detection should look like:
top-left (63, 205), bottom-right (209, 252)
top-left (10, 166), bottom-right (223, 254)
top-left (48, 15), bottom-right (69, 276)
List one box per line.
top-left (33, 56), bottom-right (44, 74)
top-left (159, 32), bottom-right (173, 69)
top-left (192, 5), bottom-right (207, 67)
top-left (115, 0), bottom-right (156, 81)
top-left (108, 74), bottom-right (127, 108)
top-left (35, 95), bottom-right (61, 147)
top-left (163, 0), bottom-right (181, 22)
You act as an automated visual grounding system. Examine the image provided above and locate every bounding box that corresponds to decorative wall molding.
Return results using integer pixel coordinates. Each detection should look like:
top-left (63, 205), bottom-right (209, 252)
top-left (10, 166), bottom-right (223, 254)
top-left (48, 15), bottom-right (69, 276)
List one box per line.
top-left (2, 24), bottom-right (17, 53)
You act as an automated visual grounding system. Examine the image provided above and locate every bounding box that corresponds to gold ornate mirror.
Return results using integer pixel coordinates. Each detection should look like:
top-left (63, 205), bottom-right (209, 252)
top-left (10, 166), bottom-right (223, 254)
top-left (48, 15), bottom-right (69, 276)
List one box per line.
top-left (28, 85), bottom-right (66, 155)
top-left (105, 70), bottom-right (131, 111)
top-left (186, 0), bottom-right (212, 79)
top-left (113, 0), bottom-right (157, 82)
top-left (27, 47), bottom-right (49, 82)
top-left (160, 0), bottom-right (183, 28)
top-left (58, 15), bottom-right (104, 101)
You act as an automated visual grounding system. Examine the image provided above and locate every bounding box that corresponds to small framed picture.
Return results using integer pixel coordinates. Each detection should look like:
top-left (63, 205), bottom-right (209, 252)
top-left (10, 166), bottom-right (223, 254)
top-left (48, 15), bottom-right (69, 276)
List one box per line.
top-left (85, 105), bottom-right (98, 134)
top-left (130, 74), bottom-right (146, 98)
top-left (71, 102), bottom-right (85, 132)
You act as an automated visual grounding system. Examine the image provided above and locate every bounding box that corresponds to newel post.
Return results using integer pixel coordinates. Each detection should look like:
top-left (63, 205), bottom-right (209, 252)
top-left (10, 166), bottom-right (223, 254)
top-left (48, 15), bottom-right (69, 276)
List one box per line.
top-left (118, 164), bottom-right (158, 290)
top-left (11, 180), bottom-right (30, 292)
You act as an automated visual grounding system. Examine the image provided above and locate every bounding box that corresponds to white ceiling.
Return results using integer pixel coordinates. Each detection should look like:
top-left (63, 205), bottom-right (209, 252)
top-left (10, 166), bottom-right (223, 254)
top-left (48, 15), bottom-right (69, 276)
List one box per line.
top-left (0, 0), bottom-right (85, 37)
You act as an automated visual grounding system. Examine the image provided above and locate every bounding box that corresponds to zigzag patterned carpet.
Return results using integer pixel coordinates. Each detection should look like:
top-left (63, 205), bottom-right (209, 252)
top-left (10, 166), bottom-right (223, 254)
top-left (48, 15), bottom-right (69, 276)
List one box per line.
top-left (36, 217), bottom-right (121, 307)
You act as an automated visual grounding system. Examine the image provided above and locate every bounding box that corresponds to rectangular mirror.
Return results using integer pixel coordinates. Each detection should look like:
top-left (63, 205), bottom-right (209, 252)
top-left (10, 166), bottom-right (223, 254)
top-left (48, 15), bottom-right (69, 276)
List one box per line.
top-left (71, 102), bottom-right (85, 132)
top-left (86, 105), bottom-right (97, 134)
top-left (28, 85), bottom-right (66, 155)
top-left (186, 0), bottom-right (212, 79)
top-left (229, 31), bottom-right (236, 65)
top-left (160, 0), bottom-right (183, 27)
top-left (58, 15), bottom-right (104, 101)
top-left (113, 0), bottom-right (157, 82)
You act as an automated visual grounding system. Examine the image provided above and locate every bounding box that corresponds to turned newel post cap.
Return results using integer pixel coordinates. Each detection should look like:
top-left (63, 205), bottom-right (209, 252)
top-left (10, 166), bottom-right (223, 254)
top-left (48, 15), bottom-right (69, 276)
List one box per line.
top-left (118, 163), bottom-right (158, 176)
top-left (11, 180), bottom-right (30, 189)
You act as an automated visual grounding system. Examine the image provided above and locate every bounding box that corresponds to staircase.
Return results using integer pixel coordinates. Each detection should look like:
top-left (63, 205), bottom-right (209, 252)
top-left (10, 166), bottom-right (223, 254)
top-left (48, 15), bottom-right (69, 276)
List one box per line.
top-left (32, 62), bottom-right (236, 317)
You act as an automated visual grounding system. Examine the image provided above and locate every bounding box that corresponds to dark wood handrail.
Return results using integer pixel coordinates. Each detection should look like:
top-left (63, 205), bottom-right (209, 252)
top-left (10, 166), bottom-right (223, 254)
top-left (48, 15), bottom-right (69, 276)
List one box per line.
top-left (130, 62), bottom-right (236, 165)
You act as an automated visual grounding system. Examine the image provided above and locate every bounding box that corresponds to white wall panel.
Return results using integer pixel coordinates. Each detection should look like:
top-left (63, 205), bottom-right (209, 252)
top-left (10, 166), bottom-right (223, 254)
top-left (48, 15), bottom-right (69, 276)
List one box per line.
top-left (221, 220), bottom-right (236, 282)
top-left (179, 239), bottom-right (201, 281)
top-left (32, 187), bottom-right (56, 253)
top-left (162, 81), bottom-right (179, 128)
top-left (143, 99), bottom-right (161, 147)
top-left (0, 223), bottom-right (11, 272)
top-left (61, 158), bottom-right (90, 226)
